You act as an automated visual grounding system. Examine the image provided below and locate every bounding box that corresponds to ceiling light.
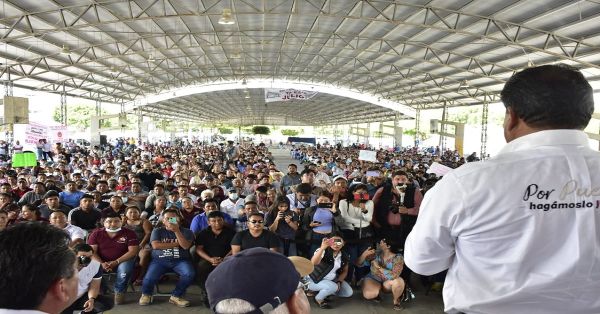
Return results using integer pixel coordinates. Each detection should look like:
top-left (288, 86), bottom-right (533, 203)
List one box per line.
top-left (218, 8), bottom-right (235, 25)
top-left (61, 45), bottom-right (71, 55)
top-left (527, 60), bottom-right (534, 67)
top-left (241, 78), bottom-right (247, 85)
top-left (231, 51), bottom-right (241, 59)
top-left (244, 90), bottom-right (251, 99)
top-left (147, 54), bottom-right (156, 62)
top-left (110, 66), bottom-right (118, 73)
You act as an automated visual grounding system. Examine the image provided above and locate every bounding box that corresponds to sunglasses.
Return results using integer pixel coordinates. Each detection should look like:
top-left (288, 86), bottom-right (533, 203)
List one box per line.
top-left (249, 220), bottom-right (264, 224)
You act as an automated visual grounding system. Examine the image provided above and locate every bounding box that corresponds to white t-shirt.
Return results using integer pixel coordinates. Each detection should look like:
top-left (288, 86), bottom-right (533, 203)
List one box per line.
top-left (64, 224), bottom-right (86, 242)
top-left (77, 260), bottom-right (101, 298)
top-left (405, 130), bottom-right (600, 314)
top-left (314, 249), bottom-right (342, 281)
top-left (220, 198), bottom-right (238, 219)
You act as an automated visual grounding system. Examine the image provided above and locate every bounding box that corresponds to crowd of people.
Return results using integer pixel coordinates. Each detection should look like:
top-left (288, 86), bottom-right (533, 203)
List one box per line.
top-left (0, 132), bottom-right (462, 312)
top-left (1, 64), bottom-right (598, 314)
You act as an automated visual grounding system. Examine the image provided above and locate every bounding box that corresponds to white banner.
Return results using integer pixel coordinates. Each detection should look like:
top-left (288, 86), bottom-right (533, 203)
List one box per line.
top-left (24, 123), bottom-right (68, 145)
top-left (358, 150), bottom-right (377, 162)
top-left (25, 122), bottom-right (46, 145)
top-left (48, 126), bottom-right (69, 144)
top-left (264, 88), bottom-right (318, 102)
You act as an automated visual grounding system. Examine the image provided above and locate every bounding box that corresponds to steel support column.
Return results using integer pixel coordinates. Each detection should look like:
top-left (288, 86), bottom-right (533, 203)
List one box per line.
top-left (480, 102), bottom-right (489, 159)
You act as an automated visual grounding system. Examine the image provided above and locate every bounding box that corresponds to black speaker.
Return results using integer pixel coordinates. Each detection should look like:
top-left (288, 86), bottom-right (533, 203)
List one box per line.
top-left (100, 135), bottom-right (107, 145)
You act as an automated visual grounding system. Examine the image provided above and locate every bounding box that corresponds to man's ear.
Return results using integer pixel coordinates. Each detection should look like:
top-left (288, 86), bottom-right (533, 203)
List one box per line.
top-left (505, 107), bottom-right (520, 132)
top-left (286, 289), bottom-right (311, 314)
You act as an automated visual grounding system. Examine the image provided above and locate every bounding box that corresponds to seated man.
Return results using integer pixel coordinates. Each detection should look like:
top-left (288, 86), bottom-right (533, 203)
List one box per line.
top-left (61, 244), bottom-right (114, 314)
top-left (38, 190), bottom-right (71, 219)
top-left (190, 198), bottom-right (233, 234)
top-left (87, 212), bottom-right (139, 305)
top-left (50, 210), bottom-right (86, 247)
top-left (69, 194), bottom-right (102, 232)
top-left (231, 212), bottom-right (281, 255)
top-left (59, 181), bottom-right (85, 208)
top-left (139, 209), bottom-right (195, 308)
top-left (195, 211), bottom-right (235, 307)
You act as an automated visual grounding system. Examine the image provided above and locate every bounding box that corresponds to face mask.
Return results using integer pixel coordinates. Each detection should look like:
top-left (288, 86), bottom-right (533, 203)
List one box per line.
top-left (229, 193), bottom-right (239, 201)
top-left (106, 227), bottom-right (121, 233)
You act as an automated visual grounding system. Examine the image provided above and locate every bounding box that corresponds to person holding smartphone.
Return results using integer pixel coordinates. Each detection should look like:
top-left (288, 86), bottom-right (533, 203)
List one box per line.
top-left (302, 191), bottom-right (340, 255)
top-left (306, 233), bottom-right (353, 309)
top-left (266, 195), bottom-right (300, 256)
top-left (139, 209), bottom-right (195, 308)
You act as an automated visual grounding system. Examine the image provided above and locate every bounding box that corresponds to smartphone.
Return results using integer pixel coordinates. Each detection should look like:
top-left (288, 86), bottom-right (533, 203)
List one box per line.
top-left (320, 203), bottom-right (333, 208)
top-left (312, 221), bottom-right (322, 225)
top-left (366, 170), bottom-right (381, 177)
top-left (168, 217), bottom-right (178, 224)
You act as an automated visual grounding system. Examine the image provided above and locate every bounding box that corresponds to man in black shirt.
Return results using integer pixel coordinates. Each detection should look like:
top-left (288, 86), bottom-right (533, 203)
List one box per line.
top-left (195, 211), bottom-right (235, 307)
top-left (68, 194), bottom-right (101, 232)
top-left (231, 212), bottom-right (280, 254)
top-left (137, 162), bottom-right (163, 191)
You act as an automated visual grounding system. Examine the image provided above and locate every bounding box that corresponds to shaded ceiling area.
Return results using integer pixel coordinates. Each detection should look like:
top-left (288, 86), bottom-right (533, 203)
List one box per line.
top-left (1, 0), bottom-right (599, 124)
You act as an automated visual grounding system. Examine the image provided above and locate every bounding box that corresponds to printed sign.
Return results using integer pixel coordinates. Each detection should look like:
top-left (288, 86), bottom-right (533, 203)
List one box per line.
top-left (426, 162), bottom-right (453, 177)
top-left (264, 88), bottom-right (318, 102)
top-left (24, 123), bottom-right (68, 145)
top-left (358, 150), bottom-right (377, 162)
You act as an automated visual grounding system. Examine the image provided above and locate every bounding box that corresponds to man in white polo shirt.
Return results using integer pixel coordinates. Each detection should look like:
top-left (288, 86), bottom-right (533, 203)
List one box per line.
top-left (405, 64), bottom-right (600, 314)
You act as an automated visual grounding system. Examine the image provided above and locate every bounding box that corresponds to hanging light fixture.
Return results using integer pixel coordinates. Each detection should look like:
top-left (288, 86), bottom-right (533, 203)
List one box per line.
top-left (244, 89), bottom-right (251, 99)
top-left (147, 54), bottom-right (156, 62)
top-left (218, 8), bottom-right (235, 25)
top-left (61, 45), bottom-right (71, 55)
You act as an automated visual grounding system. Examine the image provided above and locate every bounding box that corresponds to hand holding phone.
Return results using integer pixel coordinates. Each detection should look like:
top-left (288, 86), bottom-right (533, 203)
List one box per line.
top-left (168, 217), bottom-right (178, 225)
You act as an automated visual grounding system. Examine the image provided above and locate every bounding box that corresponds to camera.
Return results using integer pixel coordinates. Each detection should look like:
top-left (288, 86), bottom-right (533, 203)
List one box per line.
top-left (78, 255), bottom-right (91, 267)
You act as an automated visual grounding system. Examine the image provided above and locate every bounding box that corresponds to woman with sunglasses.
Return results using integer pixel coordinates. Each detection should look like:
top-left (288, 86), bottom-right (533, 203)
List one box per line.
top-left (306, 233), bottom-right (353, 309)
top-left (357, 238), bottom-right (405, 311)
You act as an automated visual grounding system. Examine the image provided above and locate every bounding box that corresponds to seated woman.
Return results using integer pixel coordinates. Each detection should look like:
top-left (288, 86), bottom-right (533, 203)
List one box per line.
top-left (122, 206), bottom-right (153, 285)
top-left (306, 233), bottom-right (353, 309)
top-left (357, 238), bottom-right (405, 311)
top-left (18, 204), bottom-right (47, 223)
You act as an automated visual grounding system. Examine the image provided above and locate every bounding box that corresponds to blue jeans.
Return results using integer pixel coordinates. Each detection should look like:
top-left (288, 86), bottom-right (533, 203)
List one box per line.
top-left (142, 258), bottom-right (196, 297)
top-left (114, 259), bottom-right (135, 293)
top-left (307, 277), bottom-right (353, 302)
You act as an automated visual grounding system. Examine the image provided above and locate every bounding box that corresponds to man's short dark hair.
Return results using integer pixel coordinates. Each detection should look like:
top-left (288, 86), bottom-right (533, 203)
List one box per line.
top-left (296, 183), bottom-right (313, 195)
top-left (73, 243), bottom-right (93, 253)
top-left (0, 222), bottom-right (76, 309)
top-left (207, 211), bottom-right (224, 219)
top-left (501, 64), bottom-right (594, 129)
top-left (104, 211), bottom-right (121, 219)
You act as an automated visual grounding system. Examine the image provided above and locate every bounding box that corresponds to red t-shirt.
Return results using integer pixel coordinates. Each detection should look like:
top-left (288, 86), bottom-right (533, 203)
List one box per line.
top-left (87, 228), bottom-right (139, 261)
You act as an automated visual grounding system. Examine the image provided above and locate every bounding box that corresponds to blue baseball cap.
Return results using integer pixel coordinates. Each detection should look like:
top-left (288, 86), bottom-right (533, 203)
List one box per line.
top-left (206, 248), bottom-right (310, 313)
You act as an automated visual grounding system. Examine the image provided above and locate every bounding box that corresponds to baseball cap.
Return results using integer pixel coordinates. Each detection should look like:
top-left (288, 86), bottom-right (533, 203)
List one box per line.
top-left (333, 175), bottom-right (347, 182)
top-left (206, 248), bottom-right (313, 313)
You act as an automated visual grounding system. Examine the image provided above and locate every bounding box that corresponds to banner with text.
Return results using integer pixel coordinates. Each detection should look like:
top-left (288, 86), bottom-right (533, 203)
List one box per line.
top-left (24, 123), bottom-right (69, 145)
top-left (264, 88), bottom-right (318, 103)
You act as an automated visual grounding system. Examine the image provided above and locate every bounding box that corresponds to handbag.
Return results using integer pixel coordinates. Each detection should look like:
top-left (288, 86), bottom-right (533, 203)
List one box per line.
top-left (387, 211), bottom-right (402, 226)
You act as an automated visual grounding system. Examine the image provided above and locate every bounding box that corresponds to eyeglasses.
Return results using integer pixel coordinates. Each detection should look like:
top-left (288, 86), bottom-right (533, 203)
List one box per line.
top-left (249, 220), bottom-right (264, 224)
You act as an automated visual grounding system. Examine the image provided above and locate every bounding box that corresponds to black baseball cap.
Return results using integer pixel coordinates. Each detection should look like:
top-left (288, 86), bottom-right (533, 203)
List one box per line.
top-left (206, 248), bottom-right (311, 313)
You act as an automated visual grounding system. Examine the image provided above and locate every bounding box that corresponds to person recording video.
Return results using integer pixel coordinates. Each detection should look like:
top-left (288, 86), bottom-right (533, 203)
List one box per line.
top-left (61, 243), bottom-right (114, 314)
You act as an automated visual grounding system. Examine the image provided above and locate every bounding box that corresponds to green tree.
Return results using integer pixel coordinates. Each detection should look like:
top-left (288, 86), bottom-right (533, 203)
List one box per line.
top-left (252, 125), bottom-right (270, 135)
top-left (404, 128), bottom-right (430, 140)
top-left (218, 127), bottom-right (233, 134)
top-left (53, 104), bottom-right (112, 130)
top-left (281, 129), bottom-right (299, 136)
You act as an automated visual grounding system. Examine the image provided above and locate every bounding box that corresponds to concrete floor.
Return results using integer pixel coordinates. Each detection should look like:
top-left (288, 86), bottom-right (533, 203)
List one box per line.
top-left (105, 148), bottom-right (445, 313)
top-left (105, 279), bottom-right (444, 313)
